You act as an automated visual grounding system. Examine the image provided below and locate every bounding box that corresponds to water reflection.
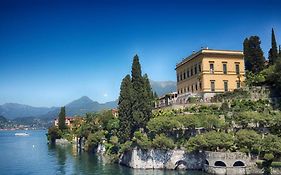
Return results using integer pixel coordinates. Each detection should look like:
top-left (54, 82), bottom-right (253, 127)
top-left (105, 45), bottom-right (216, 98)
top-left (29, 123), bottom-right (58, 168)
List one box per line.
top-left (48, 144), bottom-right (206, 175)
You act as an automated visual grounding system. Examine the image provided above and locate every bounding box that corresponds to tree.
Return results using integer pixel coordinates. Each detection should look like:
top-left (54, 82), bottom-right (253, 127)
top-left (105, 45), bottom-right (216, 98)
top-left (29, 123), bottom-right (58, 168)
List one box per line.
top-left (58, 106), bottom-right (67, 131)
top-left (47, 125), bottom-right (62, 143)
top-left (118, 75), bottom-right (133, 143)
top-left (153, 91), bottom-right (158, 99)
top-left (243, 36), bottom-right (265, 73)
top-left (268, 28), bottom-right (278, 65)
top-left (117, 55), bottom-right (154, 142)
top-left (131, 55), bottom-right (153, 132)
top-left (235, 129), bottom-right (261, 155)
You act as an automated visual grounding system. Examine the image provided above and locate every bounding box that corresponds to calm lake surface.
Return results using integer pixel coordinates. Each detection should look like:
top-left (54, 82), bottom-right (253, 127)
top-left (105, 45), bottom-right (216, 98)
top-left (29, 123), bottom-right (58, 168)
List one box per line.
top-left (0, 130), bottom-right (206, 175)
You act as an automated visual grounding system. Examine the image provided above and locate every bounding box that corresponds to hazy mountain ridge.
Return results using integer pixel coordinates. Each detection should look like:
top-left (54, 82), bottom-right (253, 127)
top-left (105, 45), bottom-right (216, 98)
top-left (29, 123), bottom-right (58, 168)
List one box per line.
top-left (0, 80), bottom-right (175, 120)
top-left (0, 97), bottom-right (118, 120)
top-left (150, 80), bottom-right (176, 96)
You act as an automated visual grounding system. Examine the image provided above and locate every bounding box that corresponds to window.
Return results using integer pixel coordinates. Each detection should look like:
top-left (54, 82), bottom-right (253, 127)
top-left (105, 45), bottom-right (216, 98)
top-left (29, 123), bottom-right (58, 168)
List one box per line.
top-left (191, 68), bottom-right (193, 76)
top-left (184, 87), bottom-right (186, 93)
top-left (183, 72), bottom-right (186, 79)
top-left (236, 81), bottom-right (241, 89)
top-left (195, 84), bottom-right (198, 91)
top-left (199, 82), bottom-right (202, 90)
top-left (236, 64), bottom-right (240, 74)
top-left (210, 81), bottom-right (215, 92)
top-left (177, 74), bottom-right (179, 82)
top-left (224, 81), bottom-right (228, 92)
top-left (191, 85), bottom-right (194, 92)
top-left (187, 69), bottom-right (190, 78)
top-left (210, 63), bottom-right (214, 73)
top-left (223, 63), bottom-right (227, 74)
top-left (198, 63), bottom-right (201, 72)
top-left (180, 73), bottom-right (182, 81)
top-left (187, 86), bottom-right (190, 92)
top-left (194, 64), bottom-right (197, 74)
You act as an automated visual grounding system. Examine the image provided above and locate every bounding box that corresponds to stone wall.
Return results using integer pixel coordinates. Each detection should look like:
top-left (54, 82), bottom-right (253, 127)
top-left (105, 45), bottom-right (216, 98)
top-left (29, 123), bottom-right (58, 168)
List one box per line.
top-left (119, 148), bottom-right (204, 170)
top-left (119, 149), bottom-right (270, 175)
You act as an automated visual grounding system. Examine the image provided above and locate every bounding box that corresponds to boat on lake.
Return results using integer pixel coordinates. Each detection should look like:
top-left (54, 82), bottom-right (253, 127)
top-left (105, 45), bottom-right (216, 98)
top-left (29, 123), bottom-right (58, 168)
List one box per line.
top-left (15, 132), bottom-right (29, 136)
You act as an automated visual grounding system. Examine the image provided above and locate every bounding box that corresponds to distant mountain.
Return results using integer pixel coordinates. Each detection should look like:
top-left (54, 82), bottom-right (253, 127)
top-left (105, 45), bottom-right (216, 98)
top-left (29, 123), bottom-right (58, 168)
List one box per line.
top-left (150, 80), bottom-right (176, 96)
top-left (0, 80), bottom-right (174, 120)
top-left (0, 103), bottom-right (54, 119)
top-left (64, 96), bottom-right (118, 117)
top-left (0, 115), bottom-right (8, 123)
top-left (0, 96), bottom-right (118, 120)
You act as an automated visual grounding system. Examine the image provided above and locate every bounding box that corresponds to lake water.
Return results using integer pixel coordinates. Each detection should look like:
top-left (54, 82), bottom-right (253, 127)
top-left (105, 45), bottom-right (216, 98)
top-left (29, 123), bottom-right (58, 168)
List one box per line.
top-left (0, 130), bottom-right (206, 175)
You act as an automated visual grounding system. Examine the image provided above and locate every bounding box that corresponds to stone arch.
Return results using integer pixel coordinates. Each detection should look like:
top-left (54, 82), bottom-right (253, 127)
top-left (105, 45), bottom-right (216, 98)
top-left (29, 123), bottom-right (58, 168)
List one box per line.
top-left (233, 161), bottom-right (245, 167)
top-left (214, 161), bottom-right (226, 167)
top-left (205, 159), bottom-right (209, 165)
top-left (175, 160), bottom-right (188, 170)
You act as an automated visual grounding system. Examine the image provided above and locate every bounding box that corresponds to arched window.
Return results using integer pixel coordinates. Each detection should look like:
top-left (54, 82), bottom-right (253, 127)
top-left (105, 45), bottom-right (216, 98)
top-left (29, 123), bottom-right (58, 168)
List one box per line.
top-left (214, 161), bottom-right (226, 167)
top-left (205, 159), bottom-right (209, 165)
top-left (233, 161), bottom-right (245, 167)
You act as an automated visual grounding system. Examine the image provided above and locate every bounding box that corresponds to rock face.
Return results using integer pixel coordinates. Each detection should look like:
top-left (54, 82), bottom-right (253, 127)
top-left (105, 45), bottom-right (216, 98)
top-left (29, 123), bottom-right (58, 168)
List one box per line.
top-left (119, 148), bottom-right (204, 170)
top-left (55, 138), bottom-right (70, 145)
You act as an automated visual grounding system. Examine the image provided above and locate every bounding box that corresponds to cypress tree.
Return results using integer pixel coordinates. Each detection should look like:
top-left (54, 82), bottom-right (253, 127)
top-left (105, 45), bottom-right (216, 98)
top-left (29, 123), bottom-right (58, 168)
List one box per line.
top-left (131, 55), bottom-right (146, 131)
top-left (142, 73), bottom-right (153, 126)
top-left (243, 38), bottom-right (251, 71)
top-left (268, 28), bottom-right (278, 65)
top-left (243, 36), bottom-right (265, 73)
top-left (58, 106), bottom-right (66, 131)
top-left (117, 55), bottom-right (154, 141)
top-left (153, 91), bottom-right (158, 99)
top-left (117, 75), bottom-right (133, 142)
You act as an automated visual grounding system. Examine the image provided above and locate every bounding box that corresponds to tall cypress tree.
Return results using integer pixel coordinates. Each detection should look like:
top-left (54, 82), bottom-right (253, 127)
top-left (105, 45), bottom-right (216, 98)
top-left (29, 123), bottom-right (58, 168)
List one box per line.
top-left (243, 36), bottom-right (265, 73)
top-left (117, 55), bottom-right (154, 141)
top-left (131, 55), bottom-right (146, 131)
top-left (243, 38), bottom-right (251, 71)
top-left (58, 106), bottom-right (66, 131)
top-left (117, 75), bottom-right (133, 142)
top-left (268, 28), bottom-right (278, 65)
top-left (142, 73), bottom-right (153, 126)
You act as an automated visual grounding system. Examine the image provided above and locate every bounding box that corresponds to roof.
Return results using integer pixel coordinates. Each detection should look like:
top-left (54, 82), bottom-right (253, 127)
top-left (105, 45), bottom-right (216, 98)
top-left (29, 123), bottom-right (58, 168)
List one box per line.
top-left (176, 49), bottom-right (243, 69)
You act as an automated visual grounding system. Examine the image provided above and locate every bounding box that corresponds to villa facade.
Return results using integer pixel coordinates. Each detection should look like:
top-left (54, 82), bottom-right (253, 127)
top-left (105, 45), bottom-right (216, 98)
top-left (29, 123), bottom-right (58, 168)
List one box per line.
top-left (176, 49), bottom-right (245, 103)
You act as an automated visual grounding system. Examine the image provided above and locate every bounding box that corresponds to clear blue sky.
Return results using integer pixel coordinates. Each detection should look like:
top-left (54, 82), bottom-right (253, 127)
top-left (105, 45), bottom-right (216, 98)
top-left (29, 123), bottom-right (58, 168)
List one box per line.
top-left (0, 0), bottom-right (281, 107)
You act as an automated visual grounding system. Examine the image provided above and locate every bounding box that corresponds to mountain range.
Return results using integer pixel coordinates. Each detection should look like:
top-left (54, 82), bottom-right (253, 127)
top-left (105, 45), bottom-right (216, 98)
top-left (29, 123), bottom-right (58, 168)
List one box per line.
top-left (0, 80), bottom-right (176, 120)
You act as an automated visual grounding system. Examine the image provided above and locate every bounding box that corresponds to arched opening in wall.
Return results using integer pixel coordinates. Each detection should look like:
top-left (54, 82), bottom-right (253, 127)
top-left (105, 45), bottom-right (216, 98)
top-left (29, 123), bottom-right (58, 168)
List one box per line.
top-left (214, 161), bottom-right (226, 167)
top-left (233, 161), bottom-right (245, 167)
top-left (175, 160), bottom-right (188, 170)
top-left (205, 159), bottom-right (209, 165)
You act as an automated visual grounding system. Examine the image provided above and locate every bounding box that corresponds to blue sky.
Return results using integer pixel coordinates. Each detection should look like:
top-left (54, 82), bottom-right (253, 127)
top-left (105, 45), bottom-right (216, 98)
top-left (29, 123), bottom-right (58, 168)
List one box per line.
top-left (0, 0), bottom-right (281, 107)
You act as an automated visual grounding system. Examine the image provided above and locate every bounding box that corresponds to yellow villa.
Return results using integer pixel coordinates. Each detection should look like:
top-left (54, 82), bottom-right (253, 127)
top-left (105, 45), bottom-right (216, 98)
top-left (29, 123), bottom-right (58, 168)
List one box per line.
top-left (175, 48), bottom-right (245, 103)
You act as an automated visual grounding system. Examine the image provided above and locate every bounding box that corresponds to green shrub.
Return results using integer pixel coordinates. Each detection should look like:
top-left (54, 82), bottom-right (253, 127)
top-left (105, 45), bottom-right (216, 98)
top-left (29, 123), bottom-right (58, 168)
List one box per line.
top-left (271, 162), bottom-right (281, 167)
top-left (152, 134), bottom-right (175, 150)
top-left (109, 136), bottom-right (119, 145)
top-left (119, 141), bottom-right (132, 154)
top-left (47, 126), bottom-right (62, 143)
top-left (133, 131), bottom-right (152, 150)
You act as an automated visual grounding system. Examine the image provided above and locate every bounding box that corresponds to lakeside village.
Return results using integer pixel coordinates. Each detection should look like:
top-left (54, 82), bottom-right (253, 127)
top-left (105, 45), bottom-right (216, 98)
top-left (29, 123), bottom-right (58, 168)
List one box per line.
top-left (47, 29), bottom-right (281, 175)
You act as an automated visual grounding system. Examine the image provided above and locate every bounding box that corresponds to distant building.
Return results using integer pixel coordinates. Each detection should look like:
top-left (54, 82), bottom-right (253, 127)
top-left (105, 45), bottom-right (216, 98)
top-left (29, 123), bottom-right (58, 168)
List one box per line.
top-left (176, 48), bottom-right (245, 103)
top-left (111, 109), bottom-right (118, 117)
top-left (54, 117), bottom-right (75, 128)
top-left (155, 92), bottom-right (178, 108)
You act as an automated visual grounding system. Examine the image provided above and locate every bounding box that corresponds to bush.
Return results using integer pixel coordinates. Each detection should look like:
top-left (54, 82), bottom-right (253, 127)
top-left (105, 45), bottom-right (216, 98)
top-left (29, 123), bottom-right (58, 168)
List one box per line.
top-left (119, 141), bottom-right (132, 154)
top-left (152, 134), bottom-right (175, 150)
top-left (85, 130), bottom-right (105, 151)
top-left (133, 131), bottom-right (152, 150)
top-left (186, 131), bottom-right (234, 152)
top-left (47, 126), bottom-right (62, 143)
